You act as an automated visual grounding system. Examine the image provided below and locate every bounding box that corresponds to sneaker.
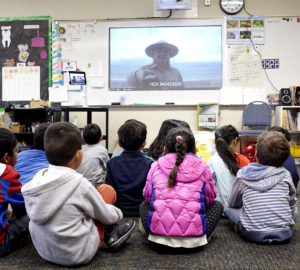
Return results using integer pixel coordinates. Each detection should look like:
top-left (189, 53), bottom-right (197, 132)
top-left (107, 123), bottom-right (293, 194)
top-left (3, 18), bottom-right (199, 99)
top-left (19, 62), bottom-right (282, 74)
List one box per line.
top-left (104, 220), bottom-right (136, 251)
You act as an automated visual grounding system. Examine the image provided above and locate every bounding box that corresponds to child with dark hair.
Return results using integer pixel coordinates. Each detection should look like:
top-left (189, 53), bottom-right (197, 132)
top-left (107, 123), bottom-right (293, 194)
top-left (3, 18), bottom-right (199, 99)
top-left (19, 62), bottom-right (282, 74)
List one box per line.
top-left (140, 127), bottom-right (223, 248)
top-left (15, 122), bottom-right (51, 186)
top-left (76, 123), bottom-right (109, 187)
top-left (21, 122), bottom-right (135, 266)
top-left (105, 119), bottom-right (153, 216)
top-left (268, 126), bottom-right (299, 189)
top-left (207, 125), bottom-right (250, 206)
top-left (147, 119), bottom-right (190, 160)
top-left (225, 131), bottom-right (297, 244)
top-left (0, 128), bottom-right (29, 256)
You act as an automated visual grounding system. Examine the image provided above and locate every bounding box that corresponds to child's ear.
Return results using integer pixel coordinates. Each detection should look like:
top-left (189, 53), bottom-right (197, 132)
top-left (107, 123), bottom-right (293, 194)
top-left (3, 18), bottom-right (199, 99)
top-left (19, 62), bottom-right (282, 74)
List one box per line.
top-left (118, 141), bottom-right (122, 147)
top-left (192, 147), bottom-right (197, 154)
top-left (99, 136), bottom-right (103, 142)
top-left (163, 146), bottom-right (168, 154)
top-left (1, 153), bottom-right (10, 165)
top-left (74, 149), bottom-right (83, 169)
top-left (141, 141), bottom-right (146, 149)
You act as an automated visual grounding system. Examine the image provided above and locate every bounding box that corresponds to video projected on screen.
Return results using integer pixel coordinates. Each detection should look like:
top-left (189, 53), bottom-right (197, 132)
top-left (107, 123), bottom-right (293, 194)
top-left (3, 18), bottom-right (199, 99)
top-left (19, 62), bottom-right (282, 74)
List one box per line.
top-left (109, 25), bottom-right (222, 91)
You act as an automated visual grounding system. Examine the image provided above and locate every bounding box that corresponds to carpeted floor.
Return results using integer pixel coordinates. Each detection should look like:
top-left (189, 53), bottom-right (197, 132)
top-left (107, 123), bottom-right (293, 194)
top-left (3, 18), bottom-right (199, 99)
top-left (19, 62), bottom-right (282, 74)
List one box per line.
top-left (1, 194), bottom-right (300, 270)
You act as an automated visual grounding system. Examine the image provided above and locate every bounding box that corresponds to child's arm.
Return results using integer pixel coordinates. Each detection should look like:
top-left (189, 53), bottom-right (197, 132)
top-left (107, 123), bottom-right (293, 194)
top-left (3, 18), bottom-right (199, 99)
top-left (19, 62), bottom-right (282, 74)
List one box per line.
top-left (227, 178), bottom-right (243, 208)
top-left (288, 177), bottom-right (297, 215)
top-left (81, 183), bottom-right (123, 225)
top-left (100, 150), bottom-right (110, 169)
top-left (104, 162), bottom-right (115, 189)
top-left (7, 178), bottom-right (27, 217)
top-left (203, 165), bottom-right (217, 206)
top-left (143, 162), bottom-right (156, 203)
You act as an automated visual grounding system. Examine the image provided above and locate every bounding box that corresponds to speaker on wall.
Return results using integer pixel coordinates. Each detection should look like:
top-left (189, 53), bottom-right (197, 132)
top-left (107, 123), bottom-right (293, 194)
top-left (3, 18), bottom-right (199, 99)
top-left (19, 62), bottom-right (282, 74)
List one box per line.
top-left (294, 86), bottom-right (300, 106)
top-left (280, 88), bottom-right (292, 105)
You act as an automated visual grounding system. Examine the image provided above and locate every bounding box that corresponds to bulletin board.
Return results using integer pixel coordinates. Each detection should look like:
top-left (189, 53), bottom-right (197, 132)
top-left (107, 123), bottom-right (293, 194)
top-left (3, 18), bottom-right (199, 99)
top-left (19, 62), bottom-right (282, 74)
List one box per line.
top-left (55, 17), bottom-right (300, 106)
top-left (221, 17), bottom-right (300, 105)
top-left (0, 16), bottom-right (51, 106)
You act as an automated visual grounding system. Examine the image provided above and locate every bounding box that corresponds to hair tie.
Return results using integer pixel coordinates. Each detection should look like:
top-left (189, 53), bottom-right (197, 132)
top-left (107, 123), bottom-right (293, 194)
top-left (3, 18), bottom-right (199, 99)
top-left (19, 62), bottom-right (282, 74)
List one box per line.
top-left (176, 136), bottom-right (183, 142)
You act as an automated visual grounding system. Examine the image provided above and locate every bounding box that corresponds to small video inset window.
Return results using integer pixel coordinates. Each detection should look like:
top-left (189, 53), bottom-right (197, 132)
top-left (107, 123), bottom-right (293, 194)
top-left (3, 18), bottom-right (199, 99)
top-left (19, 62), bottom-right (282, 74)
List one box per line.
top-left (69, 71), bottom-right (86, 85)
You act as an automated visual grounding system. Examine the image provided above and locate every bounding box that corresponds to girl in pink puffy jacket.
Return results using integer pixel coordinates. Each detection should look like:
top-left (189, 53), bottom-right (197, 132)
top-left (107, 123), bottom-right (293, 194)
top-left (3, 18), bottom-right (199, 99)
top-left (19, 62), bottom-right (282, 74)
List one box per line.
top-left (139, 127), bottom-right (223, 248)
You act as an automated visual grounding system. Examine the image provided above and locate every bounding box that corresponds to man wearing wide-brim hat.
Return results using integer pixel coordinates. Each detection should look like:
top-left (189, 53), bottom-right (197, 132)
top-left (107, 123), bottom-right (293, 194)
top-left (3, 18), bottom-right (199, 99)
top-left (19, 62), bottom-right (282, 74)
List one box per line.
top-left (127, 41), bottom-right (183, 90)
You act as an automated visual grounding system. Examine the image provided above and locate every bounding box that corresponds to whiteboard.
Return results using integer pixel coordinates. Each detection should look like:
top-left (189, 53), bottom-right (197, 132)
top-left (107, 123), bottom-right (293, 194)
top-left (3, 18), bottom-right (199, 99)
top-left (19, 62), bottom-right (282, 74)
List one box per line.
top-left (57, 17), bottom-right (300, 106)
top-left (58, 19), bottom-right (223, 106)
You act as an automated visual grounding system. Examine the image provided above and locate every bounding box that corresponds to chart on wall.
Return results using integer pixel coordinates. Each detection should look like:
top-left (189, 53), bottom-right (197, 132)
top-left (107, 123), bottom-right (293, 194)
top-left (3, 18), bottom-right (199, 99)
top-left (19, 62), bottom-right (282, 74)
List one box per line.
top-left (0, 16), bottom-right (51, 106)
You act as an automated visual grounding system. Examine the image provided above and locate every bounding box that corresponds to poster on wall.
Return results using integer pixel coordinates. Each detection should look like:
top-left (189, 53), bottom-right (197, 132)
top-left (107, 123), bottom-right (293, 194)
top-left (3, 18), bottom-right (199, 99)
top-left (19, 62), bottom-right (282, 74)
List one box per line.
top-left (226, 15), bottom-right (265, 45)
top-left (0, 16), bottom-right (51, 106)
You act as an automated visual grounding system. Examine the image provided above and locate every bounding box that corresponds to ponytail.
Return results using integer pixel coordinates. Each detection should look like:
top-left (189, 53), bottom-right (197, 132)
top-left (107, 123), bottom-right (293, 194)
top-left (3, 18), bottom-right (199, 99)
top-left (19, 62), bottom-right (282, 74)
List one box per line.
top-left (215, 137), bottom-right (240, 176)
top-left (168, 136), bottom-right (187, 187)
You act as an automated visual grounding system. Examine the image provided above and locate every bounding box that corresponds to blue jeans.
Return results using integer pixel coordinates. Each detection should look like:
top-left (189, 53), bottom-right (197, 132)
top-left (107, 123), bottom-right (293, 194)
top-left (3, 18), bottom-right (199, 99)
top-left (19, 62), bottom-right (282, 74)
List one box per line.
top-left (224, 207), bottom-right (241, 225)
top-left (0, 214), bottom-right (30, 256)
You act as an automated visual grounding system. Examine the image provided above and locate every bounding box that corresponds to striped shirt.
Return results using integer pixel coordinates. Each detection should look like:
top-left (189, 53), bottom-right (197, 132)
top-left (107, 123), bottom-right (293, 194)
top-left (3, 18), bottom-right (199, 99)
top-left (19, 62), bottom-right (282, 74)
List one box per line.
top-left (228, 164), bottom-right (297, 234)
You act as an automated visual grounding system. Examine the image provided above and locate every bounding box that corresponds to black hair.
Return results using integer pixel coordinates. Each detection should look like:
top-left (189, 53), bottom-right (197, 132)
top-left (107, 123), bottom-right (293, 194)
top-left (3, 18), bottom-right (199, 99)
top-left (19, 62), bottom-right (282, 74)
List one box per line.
top-left (118, 119), bottom-right (147, 151)
top-left (44, 122), bottom-right (82, 166)
top-left (256, 131), bottom-right (290, 167)
top-left (83, 123), bottom-right (102, 145)
top-left (33, 122), bottom-right (51, 150)
top-left (165, 127), bottom-right (195, 187)
top-left (214, 125), bottom-right (240, 176)
top-left (0, 128), bottom-right (17, 160)
top-left (148, 119), bottom-right (190, 160)
top-left (268, 126), bottom-right (291, 142)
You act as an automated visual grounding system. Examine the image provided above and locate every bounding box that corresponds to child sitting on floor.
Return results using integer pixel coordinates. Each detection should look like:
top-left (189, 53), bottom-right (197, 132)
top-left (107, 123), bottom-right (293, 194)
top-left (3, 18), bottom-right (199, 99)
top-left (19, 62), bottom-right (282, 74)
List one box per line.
top-left (76, 123), bottom-right (109, 187)
top-left (0, 128), bottom-right (29, 256)
top-left (21, 122), bottom-right (135, 266)
top-left (207, 125), bottom-right (250, 206)
top-left (147, 119), bottom-right (190, 160)
top-left (225, 131), bottom-right (297, 244)
top-left (105, 119), bottom-right (153, 216)
top-left (140, 127), bottom-right (223, 248)
top-left (15, 122), bottom-right (51, 186)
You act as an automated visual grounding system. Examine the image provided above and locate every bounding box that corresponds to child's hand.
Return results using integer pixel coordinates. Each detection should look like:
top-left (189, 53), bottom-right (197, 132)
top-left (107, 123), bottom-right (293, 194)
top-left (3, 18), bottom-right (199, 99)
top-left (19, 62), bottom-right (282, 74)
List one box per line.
top-left (7, 211), bottom-right (14, 220)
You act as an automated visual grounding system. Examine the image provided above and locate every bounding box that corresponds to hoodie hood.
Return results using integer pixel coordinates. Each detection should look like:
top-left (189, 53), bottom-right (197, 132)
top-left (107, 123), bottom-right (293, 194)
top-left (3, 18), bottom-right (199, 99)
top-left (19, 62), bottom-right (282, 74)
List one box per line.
top-left (157, 153), bottom-right (206, 183)
top-left (238, 163), bottom-right (290, 192)
top-left (21, 165), bottom-right (82, 225)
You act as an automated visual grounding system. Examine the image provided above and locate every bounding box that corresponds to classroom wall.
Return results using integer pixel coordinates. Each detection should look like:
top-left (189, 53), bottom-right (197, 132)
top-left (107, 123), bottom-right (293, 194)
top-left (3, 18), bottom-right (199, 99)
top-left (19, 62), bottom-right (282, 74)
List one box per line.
top-left (0, 0), bottom-right (297, 153)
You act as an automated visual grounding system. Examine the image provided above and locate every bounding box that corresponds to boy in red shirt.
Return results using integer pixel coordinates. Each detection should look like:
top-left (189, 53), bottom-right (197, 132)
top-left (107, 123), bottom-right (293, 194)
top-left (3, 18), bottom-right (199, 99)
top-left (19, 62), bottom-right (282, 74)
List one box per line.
top-left (0, 128), bottom-right (29, 256)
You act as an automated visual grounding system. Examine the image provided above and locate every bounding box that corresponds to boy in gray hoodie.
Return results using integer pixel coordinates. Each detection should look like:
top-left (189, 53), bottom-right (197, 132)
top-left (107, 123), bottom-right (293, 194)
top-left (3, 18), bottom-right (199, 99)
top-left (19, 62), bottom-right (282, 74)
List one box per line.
top-left (225, 131), bottom-right (297, 244)
top-left (21, 122), bottom-right (135, 266)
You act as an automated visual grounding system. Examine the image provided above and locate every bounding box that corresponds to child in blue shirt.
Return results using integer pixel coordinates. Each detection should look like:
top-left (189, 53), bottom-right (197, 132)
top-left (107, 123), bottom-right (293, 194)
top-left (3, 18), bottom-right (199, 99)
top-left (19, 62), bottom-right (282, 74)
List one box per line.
top-left (15, 122), bottom-right (50, 186)
top-left (105, 119), bottom-right (153, 216)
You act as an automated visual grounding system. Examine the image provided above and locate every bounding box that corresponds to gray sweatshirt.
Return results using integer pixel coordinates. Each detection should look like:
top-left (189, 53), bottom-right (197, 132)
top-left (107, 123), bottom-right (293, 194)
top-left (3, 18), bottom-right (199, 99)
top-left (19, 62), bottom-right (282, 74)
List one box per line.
top-left (21, 165), bottom-right (123, 266)
top-left (76, 144), bottom-right (109, 186)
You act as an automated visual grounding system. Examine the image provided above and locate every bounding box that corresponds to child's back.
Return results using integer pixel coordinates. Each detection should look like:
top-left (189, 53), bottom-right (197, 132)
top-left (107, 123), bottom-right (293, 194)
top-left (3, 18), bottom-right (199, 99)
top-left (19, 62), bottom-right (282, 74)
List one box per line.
top-left (207, 125), bottom-right (249, 206)
top-left (76, 123), bottom-right (109, 186)
top-left (15, 122), bottom-right (50, 186)
top-left (106, 120), bottom-right (152, 214)
top-left (226, 131), bottom-right (297, 243)
top-left (22, 122), bottom-right (134, 266)
top-left (232, 164), bottom-right (296, 242)
top-left (144, 152), bottom-right (215, 238)
top-left (141, 127), bottom-right (223, 248)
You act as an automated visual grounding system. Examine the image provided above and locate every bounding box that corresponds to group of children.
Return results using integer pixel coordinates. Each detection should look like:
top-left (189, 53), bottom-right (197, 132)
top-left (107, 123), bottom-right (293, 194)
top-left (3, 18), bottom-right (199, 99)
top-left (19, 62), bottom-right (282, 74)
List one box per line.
top-left (0, 117), bottom-right (298, 266)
